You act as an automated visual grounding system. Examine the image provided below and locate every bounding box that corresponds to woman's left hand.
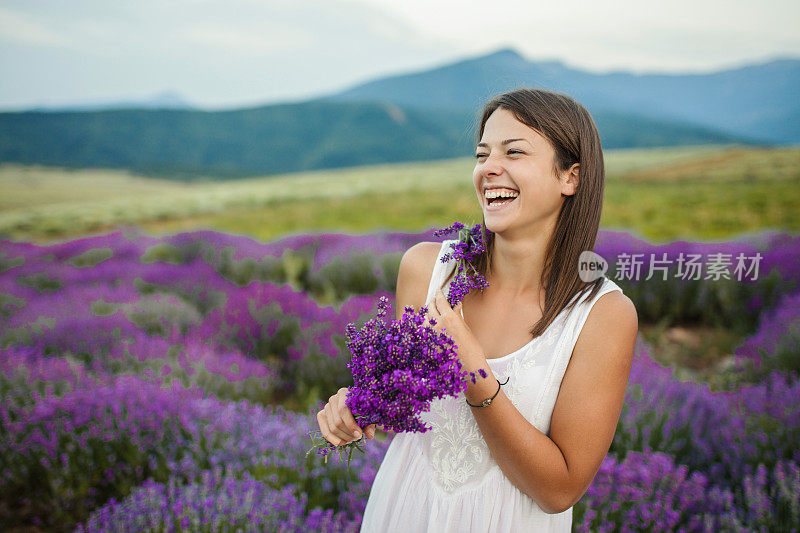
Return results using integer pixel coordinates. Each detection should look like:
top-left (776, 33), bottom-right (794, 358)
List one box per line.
top-left (425, 289), bottom-right (486, 365)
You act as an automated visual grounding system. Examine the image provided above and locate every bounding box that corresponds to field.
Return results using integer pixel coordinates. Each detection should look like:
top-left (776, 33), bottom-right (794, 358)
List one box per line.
top-left (3, 144), bottom-right (798, 244)
top-left (1, 144), bottom-right (799, 531)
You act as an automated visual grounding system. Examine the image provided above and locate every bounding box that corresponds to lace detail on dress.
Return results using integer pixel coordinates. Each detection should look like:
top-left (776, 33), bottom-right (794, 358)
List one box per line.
top-left (497, 353), bottom-right (541, 404)
top-left (426, 394), bottom-right (485, 492)
top-left (424, 346), bottom-right (547, 493)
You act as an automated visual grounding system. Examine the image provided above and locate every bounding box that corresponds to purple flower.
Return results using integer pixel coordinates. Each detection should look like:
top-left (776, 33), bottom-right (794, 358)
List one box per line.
top-left (307, 295), bottom-right (488, 469)
top-left (433, 221), bottom-right (491, 307)
top-left (76, 468), bottom-right (361, 532)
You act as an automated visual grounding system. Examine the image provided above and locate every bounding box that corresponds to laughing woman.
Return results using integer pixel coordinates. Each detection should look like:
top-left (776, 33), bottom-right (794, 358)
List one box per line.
top-left (317, 87), bottom-right (638, 532)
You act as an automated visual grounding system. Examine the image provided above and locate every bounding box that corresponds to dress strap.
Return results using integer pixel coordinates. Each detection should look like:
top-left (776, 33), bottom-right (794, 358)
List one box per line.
top-left (424, 239), bottom-right (464, 318)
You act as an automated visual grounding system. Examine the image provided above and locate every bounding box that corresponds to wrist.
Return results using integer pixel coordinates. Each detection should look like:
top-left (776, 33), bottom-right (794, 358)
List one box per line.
top-left (464, 364), bottom-right (497, 404)
top-left (462, 352), bottom-right (488, 372)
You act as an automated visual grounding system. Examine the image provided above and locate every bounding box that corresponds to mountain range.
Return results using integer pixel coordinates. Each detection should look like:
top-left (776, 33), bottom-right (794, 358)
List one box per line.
top-left (0, 47), bottom-right (795, 180)
top-left (20, 90), bottom-right (195, 113)
top-left (326, 48), bottom-right (800, 146)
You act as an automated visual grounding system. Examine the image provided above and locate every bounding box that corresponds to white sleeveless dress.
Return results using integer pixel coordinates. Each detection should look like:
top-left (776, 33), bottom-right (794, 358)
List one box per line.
top-left (360, 239), bottom-right (624, 532)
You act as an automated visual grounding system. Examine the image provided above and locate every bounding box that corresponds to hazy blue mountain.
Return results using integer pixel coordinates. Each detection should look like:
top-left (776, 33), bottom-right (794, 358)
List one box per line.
top-left (326, 47), bottom-right (800, 145)
top-left (21, 90), bottom-right (195, 112)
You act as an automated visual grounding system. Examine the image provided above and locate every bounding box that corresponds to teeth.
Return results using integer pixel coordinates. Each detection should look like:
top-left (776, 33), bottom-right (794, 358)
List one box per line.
top-left (491, 198), bottom-right (514, 206)
top-left (484, 188), bottom-right (519, 199)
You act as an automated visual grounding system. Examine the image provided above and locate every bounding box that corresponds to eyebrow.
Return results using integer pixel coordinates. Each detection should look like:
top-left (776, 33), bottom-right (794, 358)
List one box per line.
top-left (476, 138), bottom-right (531, 148)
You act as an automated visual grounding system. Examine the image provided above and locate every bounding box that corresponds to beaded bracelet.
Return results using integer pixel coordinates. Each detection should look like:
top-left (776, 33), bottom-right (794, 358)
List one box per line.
top-left (466, 376), bottom-right (510, 407)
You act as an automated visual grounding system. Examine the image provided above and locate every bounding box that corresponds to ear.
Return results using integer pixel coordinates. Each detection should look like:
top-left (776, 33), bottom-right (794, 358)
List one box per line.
top-left (561, 163), bottom-right (579, 197)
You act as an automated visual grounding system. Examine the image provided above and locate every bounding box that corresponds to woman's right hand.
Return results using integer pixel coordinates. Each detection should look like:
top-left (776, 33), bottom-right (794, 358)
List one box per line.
top-left (317, 387), bottom-right (377, 446)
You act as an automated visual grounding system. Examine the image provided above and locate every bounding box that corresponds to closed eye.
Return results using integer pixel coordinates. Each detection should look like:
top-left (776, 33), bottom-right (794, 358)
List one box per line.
top-left (475, 150), bottom-right (524, 159)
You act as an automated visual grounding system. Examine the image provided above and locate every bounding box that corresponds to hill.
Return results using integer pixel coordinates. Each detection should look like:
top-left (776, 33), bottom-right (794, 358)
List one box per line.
top-left (0, 101), bottom-right (751, 180)
top-left (327, 47), bottom-right (800, 145)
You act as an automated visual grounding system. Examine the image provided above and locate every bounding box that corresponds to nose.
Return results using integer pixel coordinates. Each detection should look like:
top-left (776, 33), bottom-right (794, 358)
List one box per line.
top-left (478, 153), bottom-right (503, 177)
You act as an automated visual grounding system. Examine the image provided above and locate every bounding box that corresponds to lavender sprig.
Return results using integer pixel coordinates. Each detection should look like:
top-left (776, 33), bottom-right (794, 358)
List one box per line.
top-left (433, 221), bottom-right (492, 307)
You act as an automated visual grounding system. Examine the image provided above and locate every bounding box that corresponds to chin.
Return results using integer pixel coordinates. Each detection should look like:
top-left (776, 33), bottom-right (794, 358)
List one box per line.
top-left (483, 219), bottom-right (506, 235)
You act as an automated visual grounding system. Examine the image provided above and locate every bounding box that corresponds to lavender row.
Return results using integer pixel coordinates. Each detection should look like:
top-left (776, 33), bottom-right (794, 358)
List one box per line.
top-left (727, 289), bottom-right (800, 384)
top-left (3, 227), bottom-right (795, 285)
top-left (1, 372), bottom-right (388, 529)
top-left (1, 227), bottom-right (799, 529)
top-left (574, 451), bottom-right (799, 532)
top-left (3, 228), bottom-right (799, 334)
top-left (1, 254), bottom-right (387, 407)
top-left (611, 337), bottom-right (800, 517)
top-left (75, 468), bottom-right (360, 533)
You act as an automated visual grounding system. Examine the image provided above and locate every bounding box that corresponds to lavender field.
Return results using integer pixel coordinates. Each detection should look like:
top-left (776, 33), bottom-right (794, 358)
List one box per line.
top-left (1, 226), bottom-right (799, 532)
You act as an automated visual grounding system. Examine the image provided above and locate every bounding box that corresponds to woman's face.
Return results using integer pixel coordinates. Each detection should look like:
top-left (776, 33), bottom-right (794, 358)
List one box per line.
top-left (472, 107), bottom-right (577, 236)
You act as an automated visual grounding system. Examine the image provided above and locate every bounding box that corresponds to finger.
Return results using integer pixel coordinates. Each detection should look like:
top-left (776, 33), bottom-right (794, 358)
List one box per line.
top-left (365, 423), bottom-right (376, 439)
top-left (433, 291), bottom-right (444, 318)
top-left (317, 409), bottom-right (341, 446)
top-left (337, 391), bottom-right (363, 440)
top-left (321, 403), bottom-right (341, 445)
top-left (332, 393), bottom-right (362, 443)
top-left (328, 400), bottom-right (354, 444)
top-left (324, 401), bottom-right (350, 444)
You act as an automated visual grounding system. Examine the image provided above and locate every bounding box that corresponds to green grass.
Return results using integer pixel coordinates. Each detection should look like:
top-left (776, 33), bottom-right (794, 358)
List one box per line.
top-left (1, 143), bottom-right (798, 244)
top-left (0, 164), bottom-right (191, 211)
top-left (603, 177), bottom-right (800, 243)
top-left (619, 146), bottom-right (800, 183)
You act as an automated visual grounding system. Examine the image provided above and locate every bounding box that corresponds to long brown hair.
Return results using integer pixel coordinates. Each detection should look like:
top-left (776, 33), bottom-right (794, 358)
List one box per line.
top-left (444, 87), bottom-right (606, 339)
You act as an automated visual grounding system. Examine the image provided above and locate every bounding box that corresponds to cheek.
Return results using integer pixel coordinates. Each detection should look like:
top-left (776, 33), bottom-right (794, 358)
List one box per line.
top-left (472, 173), bottom-right (483, 201)
top-left (531, 182), bottom-right (565, 213)
top-left (518, 178), bottom-right (562, 212)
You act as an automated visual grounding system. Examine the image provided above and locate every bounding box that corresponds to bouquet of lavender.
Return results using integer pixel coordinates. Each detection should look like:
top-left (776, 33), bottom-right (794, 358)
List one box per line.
top-left (306, 221), bottom-right (493, 469)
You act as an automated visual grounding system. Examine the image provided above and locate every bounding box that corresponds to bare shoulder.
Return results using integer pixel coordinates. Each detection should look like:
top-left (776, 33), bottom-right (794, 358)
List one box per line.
top-left (589, 289), bottom-right (637, 329)
top-left (574, 289), bottom-right (638, 363)
top-left (395, 241), bottom-right (444, 320)
top-left (591, 289), bottom-right (638, 340)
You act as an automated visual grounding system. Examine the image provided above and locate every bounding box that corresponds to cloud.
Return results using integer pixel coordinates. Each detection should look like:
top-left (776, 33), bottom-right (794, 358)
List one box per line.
top-left (0, 0), bottom-right (458, 109)
top-left (173, 22), bottom-right (316, 53)
top-left (1, 0), bottom-right (796, 109)
top-left (357, 0), bottom-right (800, 73)
top-left (0, 7), bottom-right (72, 47)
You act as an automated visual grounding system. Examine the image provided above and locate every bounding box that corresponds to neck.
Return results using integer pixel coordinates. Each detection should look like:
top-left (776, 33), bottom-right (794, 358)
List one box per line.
top-left (487, 226), bottom-right (552, 302)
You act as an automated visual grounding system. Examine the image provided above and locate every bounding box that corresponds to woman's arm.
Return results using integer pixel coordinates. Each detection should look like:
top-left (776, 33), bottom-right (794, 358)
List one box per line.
top-left (463, 290), bottom-right (638, 513)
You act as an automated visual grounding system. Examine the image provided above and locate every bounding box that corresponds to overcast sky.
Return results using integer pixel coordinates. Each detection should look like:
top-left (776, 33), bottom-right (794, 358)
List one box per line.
top-left (0, 0), bottom-right (797, 110)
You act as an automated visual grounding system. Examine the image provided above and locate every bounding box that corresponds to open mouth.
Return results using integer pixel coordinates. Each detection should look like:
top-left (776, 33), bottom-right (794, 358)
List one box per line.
top-left (487, 196), bottom-right (516, 207)
top-left (485, 191), bottom-right (519, 210)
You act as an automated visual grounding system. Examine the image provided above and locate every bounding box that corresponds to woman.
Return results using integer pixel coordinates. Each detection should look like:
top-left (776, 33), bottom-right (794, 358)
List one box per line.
top-left (317, 88), bottom-right (638, 532)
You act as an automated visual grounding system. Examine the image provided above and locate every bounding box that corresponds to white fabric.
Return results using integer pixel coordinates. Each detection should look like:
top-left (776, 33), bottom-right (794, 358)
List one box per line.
top-left (360, 239), bottom-right (624, 532)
